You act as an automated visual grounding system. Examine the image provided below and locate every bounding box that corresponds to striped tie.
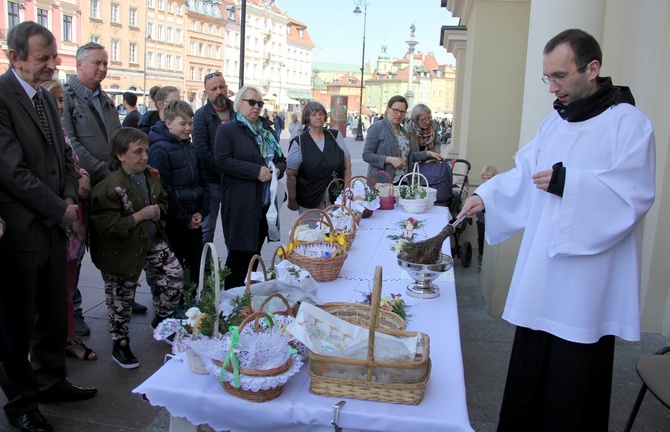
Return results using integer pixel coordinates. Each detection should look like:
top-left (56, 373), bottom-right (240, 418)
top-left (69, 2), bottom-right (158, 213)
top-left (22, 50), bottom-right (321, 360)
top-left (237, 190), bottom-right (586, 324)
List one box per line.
top-left (33, 92), bottom-right (54, 146)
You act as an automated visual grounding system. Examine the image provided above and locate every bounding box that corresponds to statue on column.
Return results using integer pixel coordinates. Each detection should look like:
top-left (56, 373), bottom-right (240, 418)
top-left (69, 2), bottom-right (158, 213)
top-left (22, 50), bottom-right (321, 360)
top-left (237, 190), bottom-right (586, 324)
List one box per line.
top-left (410, 23), bottom-right (416, 38)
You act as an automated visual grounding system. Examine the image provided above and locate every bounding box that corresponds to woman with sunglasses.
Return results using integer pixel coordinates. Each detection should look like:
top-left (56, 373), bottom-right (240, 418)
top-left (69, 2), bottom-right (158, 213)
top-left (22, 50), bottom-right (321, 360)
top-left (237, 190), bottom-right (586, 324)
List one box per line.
top-left (363, 96), bottom-right (442, 185)
top-left (214, 85), bottom-right (286, 289)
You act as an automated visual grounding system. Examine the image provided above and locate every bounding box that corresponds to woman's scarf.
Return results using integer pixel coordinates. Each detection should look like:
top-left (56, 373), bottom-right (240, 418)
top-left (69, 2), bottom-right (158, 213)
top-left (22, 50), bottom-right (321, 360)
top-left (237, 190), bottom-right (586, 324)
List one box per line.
top-left (410, 120), bottom-right (435, 151)
top-left (236, 112), bottom-right (284, 157)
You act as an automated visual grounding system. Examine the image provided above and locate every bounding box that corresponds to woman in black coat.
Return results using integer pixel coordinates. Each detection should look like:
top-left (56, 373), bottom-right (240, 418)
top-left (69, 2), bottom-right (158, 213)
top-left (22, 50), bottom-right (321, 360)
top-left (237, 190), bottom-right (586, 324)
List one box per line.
top-left (214, 85), bottom-right (286, 289)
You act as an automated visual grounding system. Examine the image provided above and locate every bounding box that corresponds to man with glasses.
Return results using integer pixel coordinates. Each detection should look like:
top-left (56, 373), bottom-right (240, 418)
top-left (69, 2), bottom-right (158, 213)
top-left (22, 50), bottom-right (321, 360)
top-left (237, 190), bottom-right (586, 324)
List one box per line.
top-left (459, 29), bottom-right (655, 431)
top-left (193, 72), bottom-right (235, 248)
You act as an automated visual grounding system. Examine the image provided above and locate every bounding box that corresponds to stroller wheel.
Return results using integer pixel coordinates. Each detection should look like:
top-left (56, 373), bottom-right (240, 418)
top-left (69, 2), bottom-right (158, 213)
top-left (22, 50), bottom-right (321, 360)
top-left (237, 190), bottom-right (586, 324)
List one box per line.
top-left (461, 241), bottom-right (473, 267)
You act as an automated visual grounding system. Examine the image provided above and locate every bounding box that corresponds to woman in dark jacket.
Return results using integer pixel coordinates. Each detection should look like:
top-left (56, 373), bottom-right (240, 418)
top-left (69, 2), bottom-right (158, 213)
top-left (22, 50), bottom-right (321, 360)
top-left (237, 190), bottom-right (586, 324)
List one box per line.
top-left (214, 85), bottom-right (286, 289)
top-left (148, 100), bottom-right (210, 284)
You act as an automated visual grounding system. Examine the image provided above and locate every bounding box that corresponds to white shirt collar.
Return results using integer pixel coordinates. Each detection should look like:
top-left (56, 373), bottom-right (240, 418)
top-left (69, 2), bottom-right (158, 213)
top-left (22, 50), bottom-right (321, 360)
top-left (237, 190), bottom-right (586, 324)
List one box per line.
top-left (11, 68), bottom-right (39, 100)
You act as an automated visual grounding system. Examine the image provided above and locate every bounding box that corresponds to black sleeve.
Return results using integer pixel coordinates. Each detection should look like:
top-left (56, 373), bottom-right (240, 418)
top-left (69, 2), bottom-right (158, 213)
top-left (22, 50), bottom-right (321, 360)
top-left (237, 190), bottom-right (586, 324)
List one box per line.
top-left (547, 161), bottom-right (565, 197)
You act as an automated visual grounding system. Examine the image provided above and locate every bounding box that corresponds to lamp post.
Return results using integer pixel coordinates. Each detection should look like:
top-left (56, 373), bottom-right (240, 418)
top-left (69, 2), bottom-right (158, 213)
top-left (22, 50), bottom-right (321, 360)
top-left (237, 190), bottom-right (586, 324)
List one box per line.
top-left (142, 34), bottom-right (152, 110)
top-left (353, 0), bottom-right (368, 141)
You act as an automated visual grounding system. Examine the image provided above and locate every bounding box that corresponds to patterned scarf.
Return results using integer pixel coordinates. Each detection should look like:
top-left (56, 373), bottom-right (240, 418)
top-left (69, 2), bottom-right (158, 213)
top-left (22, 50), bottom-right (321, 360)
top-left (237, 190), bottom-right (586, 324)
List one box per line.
top-left (236, 112), bottom-right (283, 158)
top-left (410, 120), bottom-right (435, 151)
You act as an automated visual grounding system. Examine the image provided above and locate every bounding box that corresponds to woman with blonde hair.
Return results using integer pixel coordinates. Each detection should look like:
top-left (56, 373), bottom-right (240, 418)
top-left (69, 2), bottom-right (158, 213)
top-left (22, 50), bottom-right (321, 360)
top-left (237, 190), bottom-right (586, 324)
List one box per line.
top-left (214, 85), bottom-right (286, 289)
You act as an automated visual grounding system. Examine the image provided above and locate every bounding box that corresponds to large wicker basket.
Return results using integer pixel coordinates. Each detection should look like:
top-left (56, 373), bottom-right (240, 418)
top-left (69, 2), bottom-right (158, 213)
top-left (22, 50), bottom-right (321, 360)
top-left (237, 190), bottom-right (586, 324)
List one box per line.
top-left (319, 302), bottom-right (407, 332)
top-left (218, 312), bottom-right (293, 403)
top-left (324, 203), bottom-right (357, 250)
top-left (285, 210), bottom-right (347, 282)
top-left (308, 267), bottom-right (430, 404)
top-left (187, 242), bottom-right (223, 374)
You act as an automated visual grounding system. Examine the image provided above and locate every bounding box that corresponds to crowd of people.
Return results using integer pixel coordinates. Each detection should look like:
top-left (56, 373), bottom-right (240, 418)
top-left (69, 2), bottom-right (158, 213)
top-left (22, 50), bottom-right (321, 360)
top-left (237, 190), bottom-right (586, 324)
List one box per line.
top-left (0, 19), bottom-right (655, 432)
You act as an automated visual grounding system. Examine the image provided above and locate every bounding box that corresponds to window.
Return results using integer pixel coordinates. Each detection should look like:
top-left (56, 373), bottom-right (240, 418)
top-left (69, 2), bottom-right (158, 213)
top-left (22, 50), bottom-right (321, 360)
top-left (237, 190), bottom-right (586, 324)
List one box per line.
top-left (63, 15), bottom-right (73, 41)
top-left (176, 56), bottom-right (182, 71)
top-left (147, 51), bottom-right (154, 68)
top-left (298, 29), bottom-right (303, 38)
top-left (215, 46), bottom-right (220, 59)
top-left (147, 0), bottom-right (154, 8)
top-left (190, 42), bottom-right (196, 55)
top-left (110, 39), bottom-right (119, 61)
top-left (129, 42), bottom-right (137, 63)
top-left (167, 0), bottom-right (173, 13)
top-left (216, 25), bottom-right (220, 36)
top-left (157, 24), bottom-right (164, 41)
top-left (208, 24), bottom-right (212, 34)
top-left (158, 0), bottom-right (164, 10)
top-left (166, 26), bottom-right (173, 43)
top-left (147, 22), bottom-right (154, 38)
top-left (90, 0), bottom-right (100, 18)
top-left (91, 35), bottom-right (99, 43)
top-left (176, 28), bottom-right (182, 44)
top-left (129, 7), bottom-right (137, 26)
top-left (199, 22), bottom-right (204, 33)
top-left (7, 1), bottom-right (20, 29)
top-left (37, 8), bottom-right (48, 27)
top-left (166, 54), bottom-right (172, 70)
top-left (198, 43), bottom-right (204, 56)
top-left (110, 3), bottom-right (119, 23)
top-left (207, 44), bottom-right (212, 57)
top-left (177, 4), bottom-right (182, 14)
top-left (395, 85), bottom-right (399, 92)
top-left (190, 19), bottom-right (195, 30)
top-left (190, 67), bottom-right (195, 80)
top-left (156, 53), bottom-right (163, 69)
top-left (199, 67), bottom-right (204, 81)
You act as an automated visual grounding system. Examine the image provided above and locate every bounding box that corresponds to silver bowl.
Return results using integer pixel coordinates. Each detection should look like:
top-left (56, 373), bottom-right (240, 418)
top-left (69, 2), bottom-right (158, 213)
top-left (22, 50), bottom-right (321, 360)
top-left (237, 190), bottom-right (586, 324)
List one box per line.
top-left (397, 253), bottom-right (453, 299)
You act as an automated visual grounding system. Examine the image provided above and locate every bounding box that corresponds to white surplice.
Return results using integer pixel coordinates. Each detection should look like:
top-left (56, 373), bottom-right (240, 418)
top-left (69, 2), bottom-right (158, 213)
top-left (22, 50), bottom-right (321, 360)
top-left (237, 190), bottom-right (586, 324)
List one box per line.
top-left (476, 103), bottom-right (655, 344)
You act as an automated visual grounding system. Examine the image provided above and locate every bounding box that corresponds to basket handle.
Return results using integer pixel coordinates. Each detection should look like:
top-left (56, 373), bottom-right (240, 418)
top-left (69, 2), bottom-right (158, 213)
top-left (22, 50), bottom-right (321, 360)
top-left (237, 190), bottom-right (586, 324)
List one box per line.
top-left (398, 171), bottom-right (429, 190)
top-left (258, 292), bottom-right (293, 316)
top-left (237, 311), bottom-right (274, 334)
top-left (244, 254), bottom-right (267, 314)
top-left (371, 170), bottom-right (393, 186)
top-left (197, 242), bottom-right (221, 338)
top-left (344, 175), bottom-right (374, 191)
top-left (288, 208), bottom-right (337, 243)
top-left (366, 266), bottom-right (383, 369)
top-left (326, 177), bottom-right (345, 206)
top-left (324, 203), bottom-right (357, 237)
top-left (270, 246), bottom-right (285, 268)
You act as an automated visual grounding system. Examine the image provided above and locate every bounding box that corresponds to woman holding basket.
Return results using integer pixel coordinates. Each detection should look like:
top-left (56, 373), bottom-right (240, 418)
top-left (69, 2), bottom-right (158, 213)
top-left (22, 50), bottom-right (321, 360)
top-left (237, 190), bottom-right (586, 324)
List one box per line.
top-left (363, 96), bottom-right (442, 185)
top-left (214, 85), bottom-right (286, 289)
top-left (286, 101), bottom-right (352, 213)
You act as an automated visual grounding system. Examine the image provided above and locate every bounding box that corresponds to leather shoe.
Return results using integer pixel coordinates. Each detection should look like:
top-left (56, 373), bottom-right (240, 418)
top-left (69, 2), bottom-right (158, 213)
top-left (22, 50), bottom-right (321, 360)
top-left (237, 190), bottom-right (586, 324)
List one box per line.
top-left (132, 301), bottom-right (148, 314)
top-left (6, 409), bottom-right (53, 432)
top-left (37, 381), bottom-right (97, 404)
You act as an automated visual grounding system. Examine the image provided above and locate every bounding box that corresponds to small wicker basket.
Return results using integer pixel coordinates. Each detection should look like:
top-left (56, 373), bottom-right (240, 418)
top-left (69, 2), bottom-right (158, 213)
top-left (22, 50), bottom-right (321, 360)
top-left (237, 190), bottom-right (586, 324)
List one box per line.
top-left (218, 311), bottom-right (293, 403)
top-left (285, 210), bottom-right (347, 282)
top-left (187, 242), bottom-right (222, 374)
top-left (308, 267), bottom-right (431, 404)
top-left (324, 203), bottom-right (357, 250)
top-left (372, 171), bottom-right (395, 210)
top-left (397, 172), bottom-right (431, 214)
top-left (345, 175), bottom-right (376, 218)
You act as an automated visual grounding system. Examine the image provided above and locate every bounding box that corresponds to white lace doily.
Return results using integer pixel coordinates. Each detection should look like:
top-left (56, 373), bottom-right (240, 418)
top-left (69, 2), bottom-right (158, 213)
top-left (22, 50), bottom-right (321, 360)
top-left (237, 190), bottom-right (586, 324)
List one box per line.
top-left (293, 242), bottom-right (340, 259)
top-left (203, 353), bottom-right (304, 392)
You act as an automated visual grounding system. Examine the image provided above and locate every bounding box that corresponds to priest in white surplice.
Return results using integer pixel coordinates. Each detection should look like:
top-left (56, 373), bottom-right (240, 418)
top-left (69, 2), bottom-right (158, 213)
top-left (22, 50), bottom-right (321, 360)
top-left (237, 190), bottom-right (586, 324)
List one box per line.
top-left (459, 29), bottom-right (656, 432)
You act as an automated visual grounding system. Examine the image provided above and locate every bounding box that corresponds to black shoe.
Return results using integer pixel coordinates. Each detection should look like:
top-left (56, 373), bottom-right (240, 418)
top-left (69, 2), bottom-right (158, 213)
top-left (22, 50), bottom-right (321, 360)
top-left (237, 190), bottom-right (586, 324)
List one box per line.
top-left (112, 338), bottom-right (139, 369)
top-left (73, 312), bottom-right (90, 337)
top-left (37, 381), bottom-right (97, 404)
top-left (132, 301), bottom-right (148, 314)
top-left (150, 313), bottom-right (168, 329)
top-left (6, 409), bottom-right (53, 432)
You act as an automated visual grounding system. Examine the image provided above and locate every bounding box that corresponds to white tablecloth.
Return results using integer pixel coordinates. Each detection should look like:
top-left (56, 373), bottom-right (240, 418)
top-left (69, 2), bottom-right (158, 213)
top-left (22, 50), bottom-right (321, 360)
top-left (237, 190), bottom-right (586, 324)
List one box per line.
top-left (133, 206), bottom-right (474, 432)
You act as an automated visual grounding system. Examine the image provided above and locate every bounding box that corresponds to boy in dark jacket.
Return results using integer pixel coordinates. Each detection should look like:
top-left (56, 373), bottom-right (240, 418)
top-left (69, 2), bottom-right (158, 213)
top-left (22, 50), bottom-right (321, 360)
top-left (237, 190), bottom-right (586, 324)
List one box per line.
top-left (148, 101), bottom-right (210, 284)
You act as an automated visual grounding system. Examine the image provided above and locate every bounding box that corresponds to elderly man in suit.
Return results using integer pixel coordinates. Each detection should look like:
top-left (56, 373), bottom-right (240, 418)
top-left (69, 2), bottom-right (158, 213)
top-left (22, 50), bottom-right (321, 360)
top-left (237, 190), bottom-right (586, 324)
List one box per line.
top-left (0, 22), bottom-right (97, 432)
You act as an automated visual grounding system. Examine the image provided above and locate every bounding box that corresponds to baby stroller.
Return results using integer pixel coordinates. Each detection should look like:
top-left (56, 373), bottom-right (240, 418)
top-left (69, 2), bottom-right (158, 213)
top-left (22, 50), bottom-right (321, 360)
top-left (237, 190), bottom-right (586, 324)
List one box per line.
top-left (448, 159), bottom-right (473, 267)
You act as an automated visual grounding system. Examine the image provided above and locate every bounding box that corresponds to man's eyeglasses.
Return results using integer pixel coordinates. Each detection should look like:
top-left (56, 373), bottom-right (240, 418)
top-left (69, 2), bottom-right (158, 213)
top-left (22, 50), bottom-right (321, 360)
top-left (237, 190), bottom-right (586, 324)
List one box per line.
top-left (541, 62), bottom-right (590, 85)
top-left (243, 98), bottom-right (265, 108)
top-left (389, 107), bottom-right (407, 116)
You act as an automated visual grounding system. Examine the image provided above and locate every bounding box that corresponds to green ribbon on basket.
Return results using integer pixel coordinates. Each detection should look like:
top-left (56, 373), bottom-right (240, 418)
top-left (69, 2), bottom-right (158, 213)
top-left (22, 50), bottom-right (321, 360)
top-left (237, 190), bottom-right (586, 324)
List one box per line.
top-left (221, 326), bottom-right (242, 388)
top-left (263, 312), bottom-right (275, 328)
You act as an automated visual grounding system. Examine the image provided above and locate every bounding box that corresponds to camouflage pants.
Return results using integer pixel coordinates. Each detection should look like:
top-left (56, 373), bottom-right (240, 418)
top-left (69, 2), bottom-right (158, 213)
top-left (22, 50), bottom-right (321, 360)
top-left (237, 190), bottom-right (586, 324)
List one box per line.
top-left (102, 240), bottom-right (183, 340)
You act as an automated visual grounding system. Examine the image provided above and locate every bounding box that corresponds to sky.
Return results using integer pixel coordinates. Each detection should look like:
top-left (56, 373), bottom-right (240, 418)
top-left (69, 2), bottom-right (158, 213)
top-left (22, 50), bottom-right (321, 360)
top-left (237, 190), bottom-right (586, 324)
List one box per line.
top-left (275, 0), bottom-right (460, 67)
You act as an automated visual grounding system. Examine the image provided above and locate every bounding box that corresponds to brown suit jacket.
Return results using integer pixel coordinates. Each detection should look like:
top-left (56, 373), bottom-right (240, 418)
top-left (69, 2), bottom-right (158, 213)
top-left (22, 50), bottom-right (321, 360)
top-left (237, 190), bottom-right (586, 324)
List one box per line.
top-left (0, 69), bottom-right (78, 252)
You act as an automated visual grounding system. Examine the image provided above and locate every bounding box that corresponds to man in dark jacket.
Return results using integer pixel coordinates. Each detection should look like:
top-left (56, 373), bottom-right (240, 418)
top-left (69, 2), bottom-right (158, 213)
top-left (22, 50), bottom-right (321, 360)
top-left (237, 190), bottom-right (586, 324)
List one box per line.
top-left (192, 72), bottom-right (234, 246)
top-left (121, 92), bottom-right (141, 128)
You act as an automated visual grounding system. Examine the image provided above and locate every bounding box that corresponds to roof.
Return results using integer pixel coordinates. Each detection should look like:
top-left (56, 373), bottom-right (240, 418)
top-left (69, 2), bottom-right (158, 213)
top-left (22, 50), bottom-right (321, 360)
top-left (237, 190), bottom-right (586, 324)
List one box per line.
top-left (286, 17), bottom-right (315, 48)
top-left (326, 72), bottom-right (361, 88)
top-left (312, 62), bottom-right (361, 73)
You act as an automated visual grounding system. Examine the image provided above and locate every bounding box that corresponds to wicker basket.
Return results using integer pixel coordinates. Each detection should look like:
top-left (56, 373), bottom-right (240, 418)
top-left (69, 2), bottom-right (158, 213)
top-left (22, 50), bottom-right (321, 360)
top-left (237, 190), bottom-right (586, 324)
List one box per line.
top-left (324, 203), bottom-right (357, 250)
top-left (308, 267), bottom-right (431, 404)
top-left (397, 172), bottom-right (431, 214)
top-left (345, 175), bottom-right (376, 218)
top-left (187, 242), bottom-right (223, 374)
top-left (326, 177), bottom-right (345, 206)
top-left (285, 210), bottom-right (347, 282)
top-left (319, 302), bottom-right (407, 331)
top-left (218, 311), bottom-right (293, 403)
top-left (372, 171), bottom-right (395, 210)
